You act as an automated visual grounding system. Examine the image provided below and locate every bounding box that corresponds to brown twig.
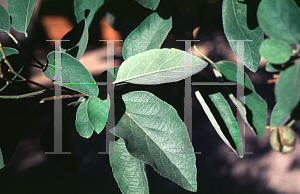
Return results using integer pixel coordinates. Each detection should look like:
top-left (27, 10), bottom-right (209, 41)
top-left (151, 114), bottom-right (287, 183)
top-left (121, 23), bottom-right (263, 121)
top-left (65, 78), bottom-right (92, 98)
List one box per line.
top-left (39, 93), bottom-right (87, 103)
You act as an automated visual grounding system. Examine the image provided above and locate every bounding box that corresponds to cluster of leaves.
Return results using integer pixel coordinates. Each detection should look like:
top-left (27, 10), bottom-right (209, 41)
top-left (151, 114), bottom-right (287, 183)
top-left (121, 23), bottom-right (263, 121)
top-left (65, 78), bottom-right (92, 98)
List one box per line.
top-left (1, 0), bottom-right (299, 193)
top-left (257, 0), bottom-right (300, 128)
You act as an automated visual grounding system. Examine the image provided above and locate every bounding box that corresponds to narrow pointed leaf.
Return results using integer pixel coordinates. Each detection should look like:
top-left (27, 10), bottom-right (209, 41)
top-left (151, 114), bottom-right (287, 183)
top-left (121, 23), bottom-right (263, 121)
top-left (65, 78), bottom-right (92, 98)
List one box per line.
top-left (75, 92), bottom-right (109, 138)
top-left (44, 52), bottom-right (98, 97)
top-left (115, 48), bottom-right (207, 85)
top-left (123, 12), bottom-right (172, 60)
top-left (111, 91), bottom-right (197, 192)
top-left (61, 19), bottom-right (89, 59)
top-left (8, 0), bottom-right (37, 34)
top-left (194, 90), bottom-right (243, 157)
top-left (257, 0), bottom-right (300, 44)
top-left (209, 93), bottom-right (244, 157)
top-left (216, 61), bottom-right (267, 137)
top-left (271, 61), bottom-right (300, 126)
top-left (0, 5), bottom-right (10, 34)
top-left (135, 0), bottom-right (160, 10)
top-left (222, 0), bottom-right (263, 72)
top-left (109, 139), bottom-right (149, 194)
top-left (0, 147), bottom-right (4, 169)
top-left (74, 0), bottom-right (105, 27)
top-left (259, 39), bottom-right (291, 64)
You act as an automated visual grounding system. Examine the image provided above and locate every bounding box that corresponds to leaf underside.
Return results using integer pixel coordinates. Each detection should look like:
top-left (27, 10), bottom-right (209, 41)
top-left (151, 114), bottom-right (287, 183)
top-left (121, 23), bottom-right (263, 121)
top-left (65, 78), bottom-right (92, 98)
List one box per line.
top-left (111, 91), bottom-right (197, 192)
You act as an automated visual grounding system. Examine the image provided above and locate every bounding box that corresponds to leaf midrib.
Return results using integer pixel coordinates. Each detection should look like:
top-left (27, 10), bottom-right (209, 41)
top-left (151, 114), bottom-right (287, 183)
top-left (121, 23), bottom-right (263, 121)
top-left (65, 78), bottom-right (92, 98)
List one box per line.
top-left (122, 109), bottom-right (193, 188)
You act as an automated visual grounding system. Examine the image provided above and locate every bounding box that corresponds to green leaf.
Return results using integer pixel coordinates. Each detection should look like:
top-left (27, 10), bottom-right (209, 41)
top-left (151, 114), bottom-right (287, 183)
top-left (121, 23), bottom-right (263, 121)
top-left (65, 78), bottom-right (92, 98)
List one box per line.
top-left (135, 0), bottom-right (160, 10)
top-left (111, 91), bottom-right (197, 192)
top-left (257, 0), bottom-right (300, 44)
top-left (271, 61), bottom-right (300, 126)
top-left (109, 139), bottom-right (149, 194)
top-left (8, 0), bottom-right (37, 34)
top-left (75, 92), bottom-right (110, 138)
top-left (115, 48), bottom-right (207, 85)
top-left (265, 63), bottom-right (281, 72)
top-left (44, 52), bottom-right (98, 97)
top-left (0, 47), bottom-right (19, 60)
top-left (209, 93), bottom-right (244, 157)
top-left (259, 39), bottom-right (291, 64)
top-left (270, 103), bottom-right (290, 127)
top-left (74, 0), bottom-right (105, 27)
top-left (222, 0), bottom-right (264, 72)
top-left (0, 147), bottom-right (4, 169)
top-left (194, 90), bottom-right (243, 157)
top-left (216, 61), bottom-right (267, 138)
top-left (61, 19), bottom-right (89, 59)
top-left (0, 5), bottom-right (10, 34)
top-left (123, 12), bottom-right (172, 60)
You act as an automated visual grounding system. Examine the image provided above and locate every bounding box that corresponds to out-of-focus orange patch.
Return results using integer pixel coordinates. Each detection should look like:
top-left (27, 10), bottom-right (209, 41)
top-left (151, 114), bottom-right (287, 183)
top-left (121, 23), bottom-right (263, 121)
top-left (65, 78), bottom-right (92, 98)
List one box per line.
top-left (99, 17), bottom-right (122, 46)
top-left (40, 16), bottom-right (74, 40)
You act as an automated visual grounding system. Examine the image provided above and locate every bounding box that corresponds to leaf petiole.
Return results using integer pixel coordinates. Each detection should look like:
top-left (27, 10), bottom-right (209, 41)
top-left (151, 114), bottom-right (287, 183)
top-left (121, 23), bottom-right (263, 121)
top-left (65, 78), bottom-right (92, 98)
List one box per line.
top-left (193, 45), bottom-right (220, 72)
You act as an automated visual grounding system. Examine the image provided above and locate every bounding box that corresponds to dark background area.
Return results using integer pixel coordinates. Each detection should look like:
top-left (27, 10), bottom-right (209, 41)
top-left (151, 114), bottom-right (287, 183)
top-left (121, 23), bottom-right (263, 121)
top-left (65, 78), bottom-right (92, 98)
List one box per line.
top-left (0, 0), bottom-right (300, 193)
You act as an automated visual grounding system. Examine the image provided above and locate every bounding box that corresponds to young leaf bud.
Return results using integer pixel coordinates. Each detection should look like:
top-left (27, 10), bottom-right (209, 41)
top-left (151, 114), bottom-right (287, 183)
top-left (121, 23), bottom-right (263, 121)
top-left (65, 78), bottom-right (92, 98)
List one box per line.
top-left (270, 126), bottom-right (296, 153)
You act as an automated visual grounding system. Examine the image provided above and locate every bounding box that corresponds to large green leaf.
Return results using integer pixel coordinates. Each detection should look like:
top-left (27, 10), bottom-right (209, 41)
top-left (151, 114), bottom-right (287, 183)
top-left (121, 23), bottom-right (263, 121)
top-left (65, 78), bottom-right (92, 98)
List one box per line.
top-left (0, 5), bottom-right (10, 34)
top-left (75, 92), bottom-right (110, 138)
top-left (115, 48), bottom-right (207, 85)
top-left (135, 0), bottom-right (160, 10)
top-left (44, 52), bottom-right (98, 97)
top-left (111, 91), bottom-right (197, 192)
top-left (61, 19), bottom-right (88, 59)
top-left (222, 0), bottom-right (263, 72)
top-left (257, 0), bottom-right (300, 44)
top-left (109, 139), bottom-right (149, 194)
top-left (123, 12), bottom-right (172, 60)
top-left (8, 0), bottom-right (37, 34)
top-left (259, 39), bottom-right (291, 64)
top-left (74, 0), bottom-right (105, 27)
top-left (271, 61), bottom-right (300, 126)
top-left (0, 147), bottom-right (4, 169)
top-left (194, 90), bottom-right (243, 157)
top-left (216, 61), bottom-right (267, 138)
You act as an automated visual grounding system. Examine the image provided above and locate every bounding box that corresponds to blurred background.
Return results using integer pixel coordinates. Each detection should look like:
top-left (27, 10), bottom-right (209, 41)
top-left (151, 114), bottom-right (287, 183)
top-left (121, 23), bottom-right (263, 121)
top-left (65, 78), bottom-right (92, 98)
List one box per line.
top-left (0, 0), bottom-right (300, 193)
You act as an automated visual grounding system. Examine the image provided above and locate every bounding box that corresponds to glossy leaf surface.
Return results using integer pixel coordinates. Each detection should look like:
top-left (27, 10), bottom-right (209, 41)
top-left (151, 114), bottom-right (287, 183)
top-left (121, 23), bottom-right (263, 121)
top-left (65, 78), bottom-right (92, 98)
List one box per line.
top-left (109, 139), bottom-right (149, 194)
top-left (111, 91), bottom-right (197, 192)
